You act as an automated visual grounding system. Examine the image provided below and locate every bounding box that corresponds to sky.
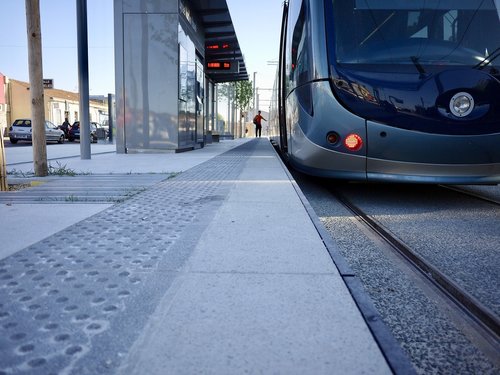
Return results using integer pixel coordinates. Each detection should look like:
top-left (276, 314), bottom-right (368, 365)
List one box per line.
top-left (0, 0), bottom-right (283, 111)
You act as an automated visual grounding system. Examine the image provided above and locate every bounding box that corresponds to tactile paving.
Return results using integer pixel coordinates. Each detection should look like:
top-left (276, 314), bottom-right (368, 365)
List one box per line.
top-left (0, 140), bottom-right (258, 374)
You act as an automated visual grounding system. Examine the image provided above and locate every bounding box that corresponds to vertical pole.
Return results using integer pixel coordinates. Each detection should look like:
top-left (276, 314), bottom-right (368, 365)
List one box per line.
top-left (227, 84), bottom-right (231, 135)
top-left (214, 85), bottom-right (218, 133)
top-left (25, 0), bottom-right (48, 176)
top-left (107, 93), bottom-right (113, 143)
top-left (256, 89), bottom-right (260, 113)
top-left (253, 72), bottom-right (257, 116)
top-left (0, 127), bottom-right (7, 191)
top-left (77, 0), bottom-right (91, 159)
top-left (204, 79), bottom-right (209, 138)
top-left (210, 83), bottom-right (215, 132)
top-left (231, 84), bottom-right (236, 138)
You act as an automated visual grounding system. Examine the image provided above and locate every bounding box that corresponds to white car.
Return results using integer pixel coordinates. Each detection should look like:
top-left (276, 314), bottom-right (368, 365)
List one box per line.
top-left (9, 119), bottom-right (65, 144)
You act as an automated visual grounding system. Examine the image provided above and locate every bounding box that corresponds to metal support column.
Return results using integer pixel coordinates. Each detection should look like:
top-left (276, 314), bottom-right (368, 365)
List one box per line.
top-left (108, 93), bottom-right (113, 143)
top-left (76, 0), bottom-right (91, 159)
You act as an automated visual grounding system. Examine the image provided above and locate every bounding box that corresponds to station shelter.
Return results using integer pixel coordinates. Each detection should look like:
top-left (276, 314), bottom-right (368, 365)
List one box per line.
top-left (113, 0), bottom-right (248, 153)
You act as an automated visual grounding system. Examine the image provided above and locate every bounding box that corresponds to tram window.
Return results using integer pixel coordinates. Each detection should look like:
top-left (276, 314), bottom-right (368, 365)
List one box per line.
top-left (287, 0), bottom-right (312, 87)
top-left (408, 12), bottom-right (419, 28)
top-left (331, 0), bottom-right (500, 68)
top-left (443, 10), bottom-right (458, 42)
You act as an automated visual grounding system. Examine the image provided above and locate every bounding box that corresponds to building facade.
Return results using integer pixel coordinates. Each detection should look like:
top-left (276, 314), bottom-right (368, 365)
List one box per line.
top-left (0, 73), bottom-right (7, 132)
top-left (113, 0), bottom-right (247, 153)
top-left (0, 74), bottom-right (108, 134)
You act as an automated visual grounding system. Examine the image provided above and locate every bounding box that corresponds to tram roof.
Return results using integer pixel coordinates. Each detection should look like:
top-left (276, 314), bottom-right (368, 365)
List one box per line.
top-left (189, 0), bottom-right (249, 83)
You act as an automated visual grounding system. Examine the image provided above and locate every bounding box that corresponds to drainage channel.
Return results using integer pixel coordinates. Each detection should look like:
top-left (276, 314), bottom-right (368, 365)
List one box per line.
top-left (0, 175), bottom-right (171, 204)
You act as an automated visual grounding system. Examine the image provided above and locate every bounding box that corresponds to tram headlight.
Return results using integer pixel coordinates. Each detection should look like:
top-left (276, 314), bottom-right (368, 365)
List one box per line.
top-left (450, 92), bottom-right (474, 118)
top-left (344, 133), bottom-right (363, 151)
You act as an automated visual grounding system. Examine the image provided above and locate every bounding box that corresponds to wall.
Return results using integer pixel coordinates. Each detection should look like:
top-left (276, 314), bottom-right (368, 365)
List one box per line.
top-left (0, 74), bottom-right (7, 133)
top-left (115, 0), bottom-right (181, 152)
top-left (114, 0), bottom-right (211, 153)
top-left (46, 98), bottom-right (107, 126)
top-left (4, 79), bottom-right (107, 128)
top-left (9, 81), bottom-right (31, 123)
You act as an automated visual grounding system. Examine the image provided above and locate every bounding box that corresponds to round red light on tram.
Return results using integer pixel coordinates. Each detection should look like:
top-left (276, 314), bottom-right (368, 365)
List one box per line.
top-left (344, 133), bottom-right (363, 151)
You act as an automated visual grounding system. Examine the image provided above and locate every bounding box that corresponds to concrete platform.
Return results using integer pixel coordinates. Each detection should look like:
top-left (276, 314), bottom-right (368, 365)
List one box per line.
top-left (0, 139), bottom-right (412, 374)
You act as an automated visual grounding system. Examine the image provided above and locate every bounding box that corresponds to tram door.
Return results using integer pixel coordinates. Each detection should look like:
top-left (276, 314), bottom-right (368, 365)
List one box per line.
top-left (195, 58), bottom-right (205, 145)
top-left (278, 1), bottom-right (289, 152)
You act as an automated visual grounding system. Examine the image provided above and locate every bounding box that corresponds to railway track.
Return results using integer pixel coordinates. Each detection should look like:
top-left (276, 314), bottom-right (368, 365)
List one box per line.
top-left (439, 185), bottom-right (500, 206)
top-left (329, 187), bottom-right (500, 366)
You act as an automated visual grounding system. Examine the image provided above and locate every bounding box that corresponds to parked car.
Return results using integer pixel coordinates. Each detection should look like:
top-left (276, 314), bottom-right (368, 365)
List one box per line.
top-left (68, 121), bottom-right (98, 143)
top-left (93, 122), bottom-right (109, 139)
top-left (9, 119), bottom-right (65, 144)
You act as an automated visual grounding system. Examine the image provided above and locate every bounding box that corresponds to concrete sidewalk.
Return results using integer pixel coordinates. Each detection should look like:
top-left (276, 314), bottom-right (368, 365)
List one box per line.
top-left (118, 139), bottom-right (392, 374)
top-left (0, 138), bottom-right (411, 374)
top-left (1, 139), bottom-right (249, 259)
top-left (4, 139), bottom-right (248, 174)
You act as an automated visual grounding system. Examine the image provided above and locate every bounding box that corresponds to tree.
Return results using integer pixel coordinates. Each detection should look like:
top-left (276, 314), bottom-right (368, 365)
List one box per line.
top-left (217, 82), bottom-right (231, 100)
top-left (234, 80), bottom-right (253, 113)
top-left (217, 81), bottom-right (253, 137)
top-left (218, 81), bottom-right (253, 113)
top-left (26, 0), bottom-right (48, 176)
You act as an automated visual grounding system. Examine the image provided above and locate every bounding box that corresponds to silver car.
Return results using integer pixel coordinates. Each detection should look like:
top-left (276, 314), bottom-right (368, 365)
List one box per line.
top-left (9, 119), bottom-right (65, 144)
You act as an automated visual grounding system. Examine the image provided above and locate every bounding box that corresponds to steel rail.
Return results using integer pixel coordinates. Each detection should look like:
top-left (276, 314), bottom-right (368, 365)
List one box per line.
top-left (330, 188), bottom-right (500, 341)
top-left (439, 185), bottom-right (500, 206)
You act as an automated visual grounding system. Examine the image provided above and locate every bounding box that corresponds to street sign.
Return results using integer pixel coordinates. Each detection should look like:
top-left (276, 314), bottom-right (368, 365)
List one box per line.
top-left (207, 62), bottom-right (231, 70)
top-left (43, 79), bottom-right (53, 89)
top-left (206, 61), bottom-right (239, 73)
top-left (206, 43), bottom-right (230, 51)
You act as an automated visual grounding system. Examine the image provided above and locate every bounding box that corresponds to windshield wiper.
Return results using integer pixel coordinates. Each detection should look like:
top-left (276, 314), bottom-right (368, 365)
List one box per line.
top-left (360, 11), bottom-right (395, 46)
top-left (474, 47), bottom-right (500, 69)
top-left (411, 56), bottom-right (427, 77)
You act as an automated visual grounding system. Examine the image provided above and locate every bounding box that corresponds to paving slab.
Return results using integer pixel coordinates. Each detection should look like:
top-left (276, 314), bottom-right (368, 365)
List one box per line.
top-left (118, 139), bottom-right (392, 374)
top-left (120, 273), bottom-right (388, 375)
top-left (0, 138), bottom-right (403, 374)
top-left (0, 203), bottom-right (111, 259)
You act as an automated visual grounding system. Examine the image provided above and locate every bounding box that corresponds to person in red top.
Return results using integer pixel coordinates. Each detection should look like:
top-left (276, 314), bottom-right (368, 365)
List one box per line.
top-left (253, 111), bottom-right (267, 138)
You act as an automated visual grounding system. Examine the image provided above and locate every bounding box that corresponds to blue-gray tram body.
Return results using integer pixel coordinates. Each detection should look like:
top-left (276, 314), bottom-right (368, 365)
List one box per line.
top-left (269, 0), bottom-right (500, 184)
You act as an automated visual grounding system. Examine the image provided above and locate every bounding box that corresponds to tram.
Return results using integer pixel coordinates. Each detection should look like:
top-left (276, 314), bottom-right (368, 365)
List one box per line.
top-left (269, 0), bottom-right (500, 184)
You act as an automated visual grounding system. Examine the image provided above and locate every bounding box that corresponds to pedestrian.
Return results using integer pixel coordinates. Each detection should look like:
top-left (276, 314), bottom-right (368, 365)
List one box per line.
top-left (60, 118), bottom-right (71, 138)
top-left (252, 111), bottom-right (266, 138)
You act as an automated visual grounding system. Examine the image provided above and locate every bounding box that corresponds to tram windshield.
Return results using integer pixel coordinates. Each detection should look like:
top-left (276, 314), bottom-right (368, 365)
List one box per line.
top-left (331, 0), bottom-right (500, 71)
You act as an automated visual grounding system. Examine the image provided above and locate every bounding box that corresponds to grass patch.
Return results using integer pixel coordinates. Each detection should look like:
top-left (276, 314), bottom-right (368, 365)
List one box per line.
top-left (7, 169), bottom-right (34, 178)
top-left (48, 162), bottom-right (76, 176)
top-left (7, 162), bottom-right (90, 177)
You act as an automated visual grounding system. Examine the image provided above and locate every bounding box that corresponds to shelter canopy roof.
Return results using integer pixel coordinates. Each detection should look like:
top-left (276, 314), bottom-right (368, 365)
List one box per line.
top-left (189, 0), bottom-right (249, 82)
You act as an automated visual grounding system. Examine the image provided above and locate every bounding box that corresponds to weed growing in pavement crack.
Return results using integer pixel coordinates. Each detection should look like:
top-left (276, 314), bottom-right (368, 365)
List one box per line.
top-left (48, 162), bottom-right (77, 176)
top-left (8, 163), bottom-right (92, 178)
top-left (7, 168), bottom-right (34, 178)
top-left (167, 172), bottom-right (180, 179)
